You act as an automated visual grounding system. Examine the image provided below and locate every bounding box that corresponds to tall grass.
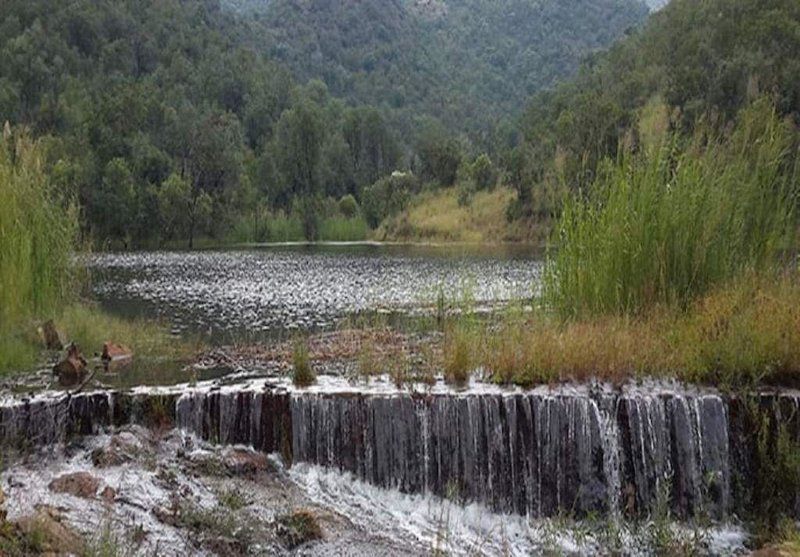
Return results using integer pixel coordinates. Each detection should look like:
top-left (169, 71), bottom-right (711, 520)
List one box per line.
top-left (545, 100), bottom-right (799, 316)
top-left (319, 216), bottom-right (368, 241)
top-left (0, 129), bottom-right (76, 370)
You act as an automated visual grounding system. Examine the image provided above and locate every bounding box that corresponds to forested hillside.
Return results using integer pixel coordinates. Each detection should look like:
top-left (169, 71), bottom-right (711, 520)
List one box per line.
top-left (0, 0), bottom-right (651, 247)
top-left (0, 0), bottom-right (403, 246)
top-left (509, 0), bottom-right (800, 220)
top-left (224, 0), bottom-right (650, 145)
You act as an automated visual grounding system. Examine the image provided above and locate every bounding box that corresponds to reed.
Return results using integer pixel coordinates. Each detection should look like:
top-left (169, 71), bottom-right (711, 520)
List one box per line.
top-left (0, 129), bottom-right (77, 372)
top-left (544, 100), bottom-right (799, 317)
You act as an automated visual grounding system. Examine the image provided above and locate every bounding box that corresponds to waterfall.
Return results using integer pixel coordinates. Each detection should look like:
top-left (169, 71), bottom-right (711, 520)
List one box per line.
top-left (1, 382), bottom-right (798, 520)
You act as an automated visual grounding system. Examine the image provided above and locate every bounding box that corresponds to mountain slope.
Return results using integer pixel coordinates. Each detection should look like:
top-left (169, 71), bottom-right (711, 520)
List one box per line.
top-left (224, 0), bottom-right (650, 143)
top-left (508, 0), bottom-right (800, 217)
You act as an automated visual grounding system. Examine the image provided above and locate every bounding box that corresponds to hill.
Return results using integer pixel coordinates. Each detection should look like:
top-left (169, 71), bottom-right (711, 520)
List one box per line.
top-left (510, 0), bottom-right (800, 218)
top-left (223, 0), bottom-right (650, 145)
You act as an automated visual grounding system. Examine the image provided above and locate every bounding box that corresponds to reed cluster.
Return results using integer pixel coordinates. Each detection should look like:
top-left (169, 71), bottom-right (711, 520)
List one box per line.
top-left (544, 100), bottom-right (799, 317)
top-left (0, 130), bottom-right (77, 371)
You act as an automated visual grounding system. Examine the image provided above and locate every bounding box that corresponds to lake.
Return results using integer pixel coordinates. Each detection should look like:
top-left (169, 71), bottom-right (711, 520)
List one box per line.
top-left (86, 243), bottom-right (543, 344)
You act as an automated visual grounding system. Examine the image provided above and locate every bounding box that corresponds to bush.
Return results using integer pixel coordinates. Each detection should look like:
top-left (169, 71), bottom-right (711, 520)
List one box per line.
top-left (360, 173), bottom-right (417, 228)
top-left (338, 194), bottom-right (359, 218)
top-left (470, 153), bottom-right (496, 190)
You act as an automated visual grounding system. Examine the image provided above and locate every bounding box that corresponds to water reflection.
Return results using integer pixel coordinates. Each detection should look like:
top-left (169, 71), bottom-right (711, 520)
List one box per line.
top-left (86, 243), bottom-right (542, 344)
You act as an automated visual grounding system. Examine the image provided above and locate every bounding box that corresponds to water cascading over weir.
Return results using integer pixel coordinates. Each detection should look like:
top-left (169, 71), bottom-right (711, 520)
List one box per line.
top-left (2, 380), bottom-right (798, 520)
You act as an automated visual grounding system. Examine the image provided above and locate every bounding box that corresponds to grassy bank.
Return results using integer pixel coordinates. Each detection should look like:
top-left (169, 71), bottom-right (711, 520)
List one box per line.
top-left (439, 102), bottom-right (800, 389)
top-left (442, 273), bottom-right (800, 388)
top-left (376, 186), bottom-right (547, 243)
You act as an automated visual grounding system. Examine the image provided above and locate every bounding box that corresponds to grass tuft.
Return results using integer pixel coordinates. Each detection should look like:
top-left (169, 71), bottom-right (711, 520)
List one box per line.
top-left (291, 337), bottom-right (316, 387)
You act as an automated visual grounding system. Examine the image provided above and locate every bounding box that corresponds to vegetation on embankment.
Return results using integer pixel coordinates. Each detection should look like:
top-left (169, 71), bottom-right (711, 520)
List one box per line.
top-left (441, 100), bottom-right (800, 389)
top-left (375, 186), bottom-right (547, 244)
top-left (0, 130), bottom-right (76, 371)
top-left (443, 274), bottom-right (800, 388)
top-left (0, 130), bottom-right (186, 375)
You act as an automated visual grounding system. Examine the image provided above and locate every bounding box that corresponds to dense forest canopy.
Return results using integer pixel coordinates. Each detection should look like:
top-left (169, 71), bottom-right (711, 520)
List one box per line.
top-left (0, 0), bottom-right (652, 246)
top-left (223, 0), bottom-right (650, 145)
top-left (3, 0), bottom-right (798, 247)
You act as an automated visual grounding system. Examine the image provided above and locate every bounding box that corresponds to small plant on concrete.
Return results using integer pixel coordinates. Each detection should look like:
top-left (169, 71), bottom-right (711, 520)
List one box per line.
top-left (444, 326), bottom-right (472, 387)
top-left (292, 337), bottom-right (316, 387)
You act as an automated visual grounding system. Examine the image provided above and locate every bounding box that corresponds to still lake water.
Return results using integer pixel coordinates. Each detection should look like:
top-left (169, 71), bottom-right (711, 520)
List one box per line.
top-left (87, 243), bottom-right (543, 343)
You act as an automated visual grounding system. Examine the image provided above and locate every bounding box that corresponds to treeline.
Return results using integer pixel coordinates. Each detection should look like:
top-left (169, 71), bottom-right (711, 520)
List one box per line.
top-left (511, 0), bottom-right (800, 220)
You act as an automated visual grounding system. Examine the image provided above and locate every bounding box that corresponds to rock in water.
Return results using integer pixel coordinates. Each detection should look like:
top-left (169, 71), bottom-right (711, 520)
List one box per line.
top-left (41, 320), bottom-right (63, 350)
top-left (49, 471), bottom-right (101, 499)
top-left (53, 344), bottom-right (88, 387)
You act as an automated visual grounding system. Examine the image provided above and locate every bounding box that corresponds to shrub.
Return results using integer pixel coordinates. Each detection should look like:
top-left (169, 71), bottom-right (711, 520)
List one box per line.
top-left (360, 173), bottom-right (416, 227)
top-left (338, 194), bottom-right (359, 218)
top-left (470, 153), bottom-right (496, 190)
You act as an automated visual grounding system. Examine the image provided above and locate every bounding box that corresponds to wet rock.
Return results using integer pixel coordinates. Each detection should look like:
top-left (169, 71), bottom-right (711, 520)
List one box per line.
top-left (48, 471), bottom-right (101, 499)
top-left (14, 506), bottom-right (85, 555)
top-left (276, 509), bottom-right (323, 549)
top-left (91, 431), bottom-right (142, 468)
top-left (41, 320), bottom-right (63, 350)
top-left (100, 486), bottom-right (116, 503)
top-left (222, 448), bottom-right (272, 477)
top-left (53, 343), bottom-right (88, 387)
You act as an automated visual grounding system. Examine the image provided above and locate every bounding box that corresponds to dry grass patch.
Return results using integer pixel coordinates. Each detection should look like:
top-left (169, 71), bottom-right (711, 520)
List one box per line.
top-left (378, 186), bottom-right (518, 243)
top-left (446, 274), bottom-right (800, 387)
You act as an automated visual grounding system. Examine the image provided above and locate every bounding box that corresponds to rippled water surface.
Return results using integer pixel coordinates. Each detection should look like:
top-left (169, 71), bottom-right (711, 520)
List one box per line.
top-left (87, 244), bottom-right (542, 342)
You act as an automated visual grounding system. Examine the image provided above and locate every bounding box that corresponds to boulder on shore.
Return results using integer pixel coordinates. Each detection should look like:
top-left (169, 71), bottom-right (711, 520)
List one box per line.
top-left (48, 471), bottom-right (101, 499)
top-left (53, 344), bottom-right (88, 387)
top-left (102, 341), bottom-right (133, 361)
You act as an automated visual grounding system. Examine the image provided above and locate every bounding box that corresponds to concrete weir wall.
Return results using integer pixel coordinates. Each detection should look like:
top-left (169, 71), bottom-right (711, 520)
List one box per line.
top-left (1, 381), bottom-right (798, 520)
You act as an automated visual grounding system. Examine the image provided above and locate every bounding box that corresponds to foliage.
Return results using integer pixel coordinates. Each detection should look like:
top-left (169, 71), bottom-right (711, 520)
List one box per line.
top-left (0, 130), bottom-right (76, 372)
top-left (455, 274), bottom-right (800, 388)
top-left (338, 194), bottom-right (359, 219)
top-left (224, 0), bottom-right (648, 145)
top-left (378, 186), bottom-right (535, 243)
top-left (0, 0), bottom-right (407, 245)
top-left (469, 154), bottom-right (496, 191)
top-left (360, 173), bottom-right (417, 228)
top-left (517, 0), bottom-right (800, 218)
top-left (544, 101), bottom-right (798, 317)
